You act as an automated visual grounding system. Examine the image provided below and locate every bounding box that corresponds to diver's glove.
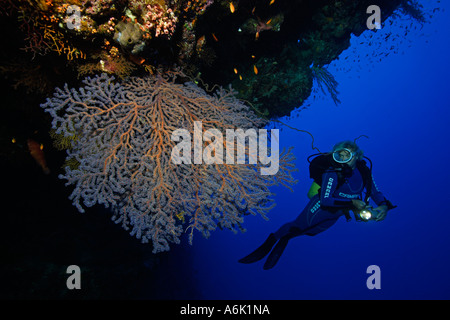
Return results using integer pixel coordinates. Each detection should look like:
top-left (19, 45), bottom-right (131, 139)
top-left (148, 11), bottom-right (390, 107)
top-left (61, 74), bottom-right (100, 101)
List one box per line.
top-left (351, 199), bottom-right (367, 211)
top-left (379, 199), bottom-right (397, 210)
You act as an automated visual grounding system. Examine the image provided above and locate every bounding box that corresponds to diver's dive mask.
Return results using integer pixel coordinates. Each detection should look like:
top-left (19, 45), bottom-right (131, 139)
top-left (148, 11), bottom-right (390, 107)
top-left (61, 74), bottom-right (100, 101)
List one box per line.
top-left (332, 148), bottom-right (355, 164)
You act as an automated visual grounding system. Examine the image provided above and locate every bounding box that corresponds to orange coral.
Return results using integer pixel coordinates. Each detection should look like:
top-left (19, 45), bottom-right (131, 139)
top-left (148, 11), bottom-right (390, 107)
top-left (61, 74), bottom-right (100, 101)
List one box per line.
top-left (42, 71), bottom-right (297, 252)
top-left (77, 51), bottom-right (136, 78)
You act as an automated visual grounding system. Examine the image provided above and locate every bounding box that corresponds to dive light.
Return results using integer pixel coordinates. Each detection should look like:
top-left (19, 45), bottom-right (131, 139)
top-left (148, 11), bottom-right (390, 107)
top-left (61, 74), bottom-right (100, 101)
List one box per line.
top-left (357, 206), bottom-right (376, 221)
top-left (359, 209), bottom-right (372, 221)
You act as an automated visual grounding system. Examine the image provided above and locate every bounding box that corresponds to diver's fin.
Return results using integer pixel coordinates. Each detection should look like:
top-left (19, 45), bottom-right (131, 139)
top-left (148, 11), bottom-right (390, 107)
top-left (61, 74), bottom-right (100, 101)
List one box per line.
top-left (238, 233), bottom-right (277, 264)
top-left (263, 236), bottom-right (290, 270)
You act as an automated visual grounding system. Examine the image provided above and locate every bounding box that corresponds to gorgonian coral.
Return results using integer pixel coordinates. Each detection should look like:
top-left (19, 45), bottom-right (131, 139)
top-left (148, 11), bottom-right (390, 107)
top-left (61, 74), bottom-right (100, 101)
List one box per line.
top-left (41, 71), bottom-right (297, 253)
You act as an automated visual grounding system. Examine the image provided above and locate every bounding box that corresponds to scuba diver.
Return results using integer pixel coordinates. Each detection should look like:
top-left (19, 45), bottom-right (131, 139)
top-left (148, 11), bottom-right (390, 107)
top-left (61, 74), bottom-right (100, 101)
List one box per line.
top-left (238, 140), bottom-right (396, 270)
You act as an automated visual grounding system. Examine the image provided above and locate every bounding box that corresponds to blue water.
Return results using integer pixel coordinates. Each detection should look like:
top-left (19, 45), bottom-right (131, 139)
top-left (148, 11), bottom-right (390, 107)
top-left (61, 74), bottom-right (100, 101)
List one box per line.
top-left (188, 0), bottom-right (450, 299)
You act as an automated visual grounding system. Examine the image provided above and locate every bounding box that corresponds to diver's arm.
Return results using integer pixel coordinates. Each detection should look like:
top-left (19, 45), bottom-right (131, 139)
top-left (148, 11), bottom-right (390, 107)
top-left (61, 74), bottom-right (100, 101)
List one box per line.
top-left (369, 176), bottom-right (396, 221)
top-left (369, 176), bottom-right (396, 209)
top-left (319, 171), bottom-right (353, 208)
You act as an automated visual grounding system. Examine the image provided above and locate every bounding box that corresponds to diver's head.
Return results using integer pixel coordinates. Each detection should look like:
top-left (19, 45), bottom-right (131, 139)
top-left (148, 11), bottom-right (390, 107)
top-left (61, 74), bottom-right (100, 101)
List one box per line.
top-left (331, 140), bottom-right (363, 169)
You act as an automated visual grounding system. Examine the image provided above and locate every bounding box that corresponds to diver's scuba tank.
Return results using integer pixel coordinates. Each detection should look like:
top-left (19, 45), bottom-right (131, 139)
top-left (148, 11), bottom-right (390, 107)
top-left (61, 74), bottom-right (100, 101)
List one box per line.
top-left (307, 181), bottom-right (321, 199)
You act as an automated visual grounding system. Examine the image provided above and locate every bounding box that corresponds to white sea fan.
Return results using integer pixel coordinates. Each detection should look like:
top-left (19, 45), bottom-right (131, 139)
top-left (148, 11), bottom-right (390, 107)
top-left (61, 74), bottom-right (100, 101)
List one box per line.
top-left (41, 72), bottom-right (297, 253)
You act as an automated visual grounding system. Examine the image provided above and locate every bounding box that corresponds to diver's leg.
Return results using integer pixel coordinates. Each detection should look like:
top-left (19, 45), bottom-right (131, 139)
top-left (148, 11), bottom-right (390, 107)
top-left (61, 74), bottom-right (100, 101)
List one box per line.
top-left (274, 195), bottom-right (343, 239)
top-left (273, 195), bottom-right (320, 239)
top-left (262, 196), bottom-right (320, 270)
top-left (238, 233), bottom-right (278, 264)
top-left (263, 235), bottom-right (290, 270)
top-left (264, 196), bottom-right (343, 269)
top-left (239, 197), bottom-right (322, 264)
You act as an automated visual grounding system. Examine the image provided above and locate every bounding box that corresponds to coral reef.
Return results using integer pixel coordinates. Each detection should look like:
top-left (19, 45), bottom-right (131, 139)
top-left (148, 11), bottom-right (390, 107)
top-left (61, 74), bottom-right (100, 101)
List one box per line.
top-left (194, 0), bottom-right (428, 117)
top-left (1, 0), bottom-right (429, 118)
top-left (41, 72), bottom-right (297, 253)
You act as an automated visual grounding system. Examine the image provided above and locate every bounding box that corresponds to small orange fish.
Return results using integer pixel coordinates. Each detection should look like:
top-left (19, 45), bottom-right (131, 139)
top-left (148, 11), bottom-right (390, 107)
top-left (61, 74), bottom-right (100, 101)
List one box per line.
top-left (234, 68), bottom-right (238, 74)
top-left (27, 139), bottom-right (50, 174)
top-left (239, 75), bottom-right (243, 80)
top-left (196, 35), bottom-right (206, 52)
top-left (129, 54), bottom-right (146, 65)
top-left (230, 2), bottom-right (235, 13)
top-left (253, 65), bottom-right (258, 75)
top-left (255, 31), bottom-right (259, 40)
top-left (269, 0), bottom-right (275, 5)
top-left (212, 33), bottom-right (219, 42)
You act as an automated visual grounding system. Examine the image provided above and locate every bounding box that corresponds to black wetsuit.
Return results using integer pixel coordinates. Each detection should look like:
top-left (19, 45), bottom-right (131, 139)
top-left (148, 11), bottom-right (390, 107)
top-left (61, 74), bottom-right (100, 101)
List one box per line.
top-left (239, 163), bottom-right (393, 269)
top-left (274, 166), bottom-right (388, 239)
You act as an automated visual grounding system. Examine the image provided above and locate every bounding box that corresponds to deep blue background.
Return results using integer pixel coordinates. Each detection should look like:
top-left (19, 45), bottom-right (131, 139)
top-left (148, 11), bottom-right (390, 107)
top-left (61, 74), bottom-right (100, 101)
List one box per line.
top-left (187, 0), bottom-right (450, 299)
